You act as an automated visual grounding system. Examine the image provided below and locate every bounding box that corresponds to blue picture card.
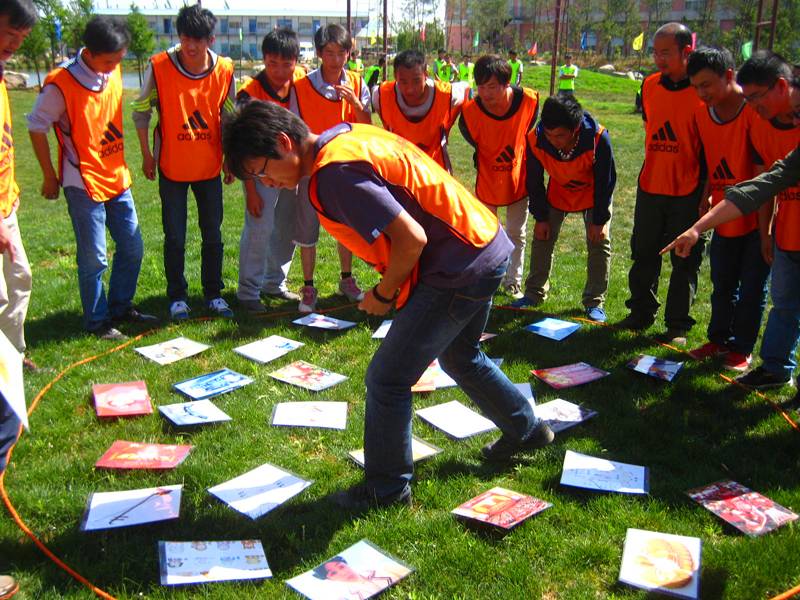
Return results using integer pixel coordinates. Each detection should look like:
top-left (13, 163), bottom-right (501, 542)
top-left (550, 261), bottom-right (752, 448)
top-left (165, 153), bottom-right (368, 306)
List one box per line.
top-left (525, 318), bottom-right (581, 341)
top-left (173, 368), bottom-right (254, 401)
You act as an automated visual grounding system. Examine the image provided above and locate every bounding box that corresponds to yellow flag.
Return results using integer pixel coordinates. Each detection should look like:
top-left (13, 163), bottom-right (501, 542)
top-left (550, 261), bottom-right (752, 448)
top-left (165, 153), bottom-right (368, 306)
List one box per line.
top-left (370, 36), bottom-right (376, 45)
top-left (632, 32), bottom-right (644, 51)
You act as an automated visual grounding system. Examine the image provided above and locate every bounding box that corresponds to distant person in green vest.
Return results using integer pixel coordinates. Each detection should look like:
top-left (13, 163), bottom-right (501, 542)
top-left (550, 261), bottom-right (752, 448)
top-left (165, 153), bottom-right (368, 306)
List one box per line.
top-left (346, 48), bottom-right (364, 74)
top-left (508, 49), bottom-right (523, 85)
top-left (435, 51), bottom-right (454, 82)
top-left (458, 53), bottom-right (474, 86)
top-left (558, 54), bottom-right (578, 96)
top-left (364, 55), bottom-right (385, 92)
top-left (433, 48), bottom-right (446, 80)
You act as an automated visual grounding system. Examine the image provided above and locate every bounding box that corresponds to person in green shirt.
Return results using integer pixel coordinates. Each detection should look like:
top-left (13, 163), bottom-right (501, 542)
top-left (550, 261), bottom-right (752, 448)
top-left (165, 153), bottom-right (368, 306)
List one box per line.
top-left (458, 54), bottom-right (474, 86)
top-left (364, 55), bottom-right (385, 91)
top-left (433, 48), bottom-right (446, 81)
top-left (346, 48), bottom-right (364, 74)
top-left (508, 49), bottom-right (523, 85)
top-left (558, 54), bottom-right (579, 96)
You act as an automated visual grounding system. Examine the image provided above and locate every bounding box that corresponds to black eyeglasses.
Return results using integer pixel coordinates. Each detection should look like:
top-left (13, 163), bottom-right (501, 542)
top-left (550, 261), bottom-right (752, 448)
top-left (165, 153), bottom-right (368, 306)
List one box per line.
top-left (744, 82), bottom-right (776, 103)
top-left (243, 156), bottom-right (269, 180)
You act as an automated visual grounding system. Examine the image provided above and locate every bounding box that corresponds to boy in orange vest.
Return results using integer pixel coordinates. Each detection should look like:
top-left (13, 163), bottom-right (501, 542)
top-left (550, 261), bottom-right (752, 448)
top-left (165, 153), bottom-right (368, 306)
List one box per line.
top-left (132, 3), bottom-right (236, 320)
top-left (685, 47), bottom-right (770, 372)
top-left (28, 16), bottom-right (156, 340)
top-left (292, 23), bottom-right (371, 312)
top-left (223, 102), bottom-right (555, 509)
top-left (235, 28), bottom-right (306, 314)
top-left (372, 49), bottom-right (468, 173)
top-left (459, 54), bottom-right (539, 297)
top-left (619, 22), bottom-right (706, 345)
top-left (515, 95), bottom-right (615, 322)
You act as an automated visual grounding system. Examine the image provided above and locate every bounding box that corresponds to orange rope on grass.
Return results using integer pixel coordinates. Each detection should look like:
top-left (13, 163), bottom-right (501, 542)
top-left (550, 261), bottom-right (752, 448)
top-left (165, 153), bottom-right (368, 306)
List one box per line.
top-left (771, 583), bottom-right (800, 599)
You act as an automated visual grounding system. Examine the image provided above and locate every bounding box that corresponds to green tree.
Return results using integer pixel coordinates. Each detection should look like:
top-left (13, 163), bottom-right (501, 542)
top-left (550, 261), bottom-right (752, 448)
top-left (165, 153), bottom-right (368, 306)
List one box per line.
top-left (61, 0), bottom-right (92, 53)
top-left (18, 19), bottom-right (49, 85)
top-left (32, 0), bottom-right (66, 69)
top-left (127, 4), bottom-right (155, 85)
top-left (467, 0), bottom-right (508, 50)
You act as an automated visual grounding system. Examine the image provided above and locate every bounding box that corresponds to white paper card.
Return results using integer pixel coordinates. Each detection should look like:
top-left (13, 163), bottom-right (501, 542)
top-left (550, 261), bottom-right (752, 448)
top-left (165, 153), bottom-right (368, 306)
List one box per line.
top-left (560, 450), bottom-right (649, 494)
top-left (158, 539), bottom-right (272, 585)
top-left (0, 330), bottom-right (26, 430)
top-left (534, 399), bottom-right (597, 433)
top-left (372, 320), bottom-right (393, 339)
top-left (159, 399), bottom-right (232, 426)
top-left (80, 485), bottom-right (182, 531)
top-left (619, 528), bottom-right (701, 599)
top-left (416, 400), bottom-right (498, 439)
top-left (292, 313), bottom-right (356, 330)
top-left (234, 335), bottom-right (304, 364)
top-left (271, 401), bottom-right (348, 430)
top-left (135, 337), bottom-right (209, 365)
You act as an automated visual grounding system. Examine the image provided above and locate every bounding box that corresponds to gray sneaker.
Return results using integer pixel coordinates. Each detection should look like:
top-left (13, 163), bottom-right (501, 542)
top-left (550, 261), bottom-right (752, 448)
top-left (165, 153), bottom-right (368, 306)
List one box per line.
top-left (91, 324), bottom-right (128, 341)
top-left (239, 298), bottom-right (267, 314)
top-left (482, 422), bottom-right (555, 462)
top-left (263, 288), bottom-right (301, 302)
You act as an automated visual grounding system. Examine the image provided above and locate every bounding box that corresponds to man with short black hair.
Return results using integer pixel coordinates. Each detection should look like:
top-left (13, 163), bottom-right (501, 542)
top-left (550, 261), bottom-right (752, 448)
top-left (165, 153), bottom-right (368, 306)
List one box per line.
top-left (29, 16), bottom-right (156, 340)
top-left (508, 49), bottom-right (523, 86)
top-left (558, 53), bottom-right (578, 97)
top-left (132, 3), bottom-right (237, 320)
top-left (515, 95), bottom-right (615, 322)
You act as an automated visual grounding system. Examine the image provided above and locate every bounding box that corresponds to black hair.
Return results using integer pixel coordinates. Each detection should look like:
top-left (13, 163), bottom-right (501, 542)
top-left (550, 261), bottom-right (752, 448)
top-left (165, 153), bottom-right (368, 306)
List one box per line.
top-left (222, 101), bottom-right (310, 180)
top-left (437, 48), bottom-right (445, 55)
top-left (737, 50), bottom-right (793, 87)
top-left (378, 55), bottom-right (386, 66)
top-left (654, 22), bottom-right (693, 51)
top-left (687, 46), bottom-right (734, 78)
top-left (540, 95), bottom-right (584, 130)
top-left (261, 28), bottom-right (298, 60)
top-left (82, 16), bottom-right (130, 54)
top-left (311, 556), bottom-right (347, 580)
top-left (0, 0), bottom-right (37, 29)
top-left (176, 3), bottom-right (217, 40)
top-left (509, 49), bottom-right (517, 56)
top-left (393, 49), bottom-right (425, 71)
top-left (474, 54), bottom-right (511, 86)
top-left (564, 53), bottom-right (573, 60)
top-left (314, 23), bottom-right (351, 52)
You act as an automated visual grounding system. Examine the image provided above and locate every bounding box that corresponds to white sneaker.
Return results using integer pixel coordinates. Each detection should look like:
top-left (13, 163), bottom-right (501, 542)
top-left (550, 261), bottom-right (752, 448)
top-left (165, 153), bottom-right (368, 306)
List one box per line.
top-left (298, 285), bottom-right (318, 313)
top-left (208, 297), bottom-right (234, 317)
top-left (170, 300), bottom-right (190, 320)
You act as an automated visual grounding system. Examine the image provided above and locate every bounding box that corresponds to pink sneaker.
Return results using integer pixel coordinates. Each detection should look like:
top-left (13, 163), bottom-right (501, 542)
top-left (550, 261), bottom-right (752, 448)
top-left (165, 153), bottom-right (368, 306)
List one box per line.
top-left (689, 341), bottom-right (728, 360)
top-left (338, 276), bottom-right (365, 301)
top-left (724, 352), bottom-right (752, 372)
top-left (298, 286), bottom-right (318, 313)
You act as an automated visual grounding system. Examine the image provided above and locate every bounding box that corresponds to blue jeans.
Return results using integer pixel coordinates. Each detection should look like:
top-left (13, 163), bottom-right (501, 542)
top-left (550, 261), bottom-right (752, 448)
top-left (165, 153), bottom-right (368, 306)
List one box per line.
top-left (363, 258), bottom-right (541, 497)
top-left (237, 182), bottom-right (297, 301)
top-left (760, 247), bottom-right (800, 378)
top-left (0, 396), bottom-right (21, 473)
top-left (64, 187), bottom-right (143, 331)
top-left (159, 173), bottom-right (224, 302)
top-left (707, 231), bottom-right (770, 355)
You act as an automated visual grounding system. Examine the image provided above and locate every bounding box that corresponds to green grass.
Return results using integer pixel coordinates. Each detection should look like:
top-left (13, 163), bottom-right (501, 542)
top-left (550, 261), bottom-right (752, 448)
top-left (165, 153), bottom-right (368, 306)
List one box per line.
top-left (1, 68), bottom-right (798, 599)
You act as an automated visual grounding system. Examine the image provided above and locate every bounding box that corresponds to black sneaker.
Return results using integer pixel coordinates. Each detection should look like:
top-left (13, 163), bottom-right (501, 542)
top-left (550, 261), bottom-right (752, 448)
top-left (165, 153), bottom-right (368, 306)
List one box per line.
top-left (330, 483), bottom-right (411, 510)
top-left (112, 307), bottom-right (159, 325)
top-left (91, 324), bottom-right (128, 341)
top-left (617, 313), bottom-right (654, 331)
top-left (481, 422), bottom-right (555, 462)
top-left (735, 366), bottom-right (794, 390)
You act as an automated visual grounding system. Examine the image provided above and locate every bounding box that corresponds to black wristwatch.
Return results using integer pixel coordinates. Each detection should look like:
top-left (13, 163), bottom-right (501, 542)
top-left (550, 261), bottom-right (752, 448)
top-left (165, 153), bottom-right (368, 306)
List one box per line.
top-left (372, 284), bottom-right (398, 304)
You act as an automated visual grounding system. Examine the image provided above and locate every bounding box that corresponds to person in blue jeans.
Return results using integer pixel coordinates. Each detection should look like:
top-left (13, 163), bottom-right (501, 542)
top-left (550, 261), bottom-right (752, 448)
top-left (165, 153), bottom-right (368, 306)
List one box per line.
top-left (28, 17), bottom-right (155, 340)
top-left (222, 101), bottom-right (555, 510)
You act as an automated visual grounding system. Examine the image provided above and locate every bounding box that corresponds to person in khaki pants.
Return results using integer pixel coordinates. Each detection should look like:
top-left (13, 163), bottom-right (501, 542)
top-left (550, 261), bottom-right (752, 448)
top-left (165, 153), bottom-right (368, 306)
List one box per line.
top-left (513, 95), bottom-right (615, 322)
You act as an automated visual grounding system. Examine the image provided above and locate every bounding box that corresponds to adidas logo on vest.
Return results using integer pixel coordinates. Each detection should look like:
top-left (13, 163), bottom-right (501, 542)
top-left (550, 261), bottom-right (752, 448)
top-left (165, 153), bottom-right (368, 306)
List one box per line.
top-left (648, 120), bottom-right (679, 153)
top-left (177, 110), bottom-right (212, 141)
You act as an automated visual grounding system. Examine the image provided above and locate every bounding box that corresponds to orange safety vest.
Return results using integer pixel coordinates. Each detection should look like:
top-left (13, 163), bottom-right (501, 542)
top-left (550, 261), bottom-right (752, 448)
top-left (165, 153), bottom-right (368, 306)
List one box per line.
top-left (308, 124), bottom-right (500, 308)
top-left (44, 63), bottom-right (131, 202)
top-left (528, 124), bottom-right (605, 213)
top-left (294, 70), bottom-right (363, 134)
top-left (377, 80), bottom-right (461, 170)
top-left (0, 79), bottom-right (19, 218)
top-left (695, 103), bottom-right (758, 238)
top-left (151, 51), bottom-right (234, 182)
top-left (749, 116), bottom-right (800, 251)
top-left (638, 73), bottom-right (704, 197)
top-left (236, 65), bottom-right (305, 105)
top-left (461, 87), bottom-right (539, 206)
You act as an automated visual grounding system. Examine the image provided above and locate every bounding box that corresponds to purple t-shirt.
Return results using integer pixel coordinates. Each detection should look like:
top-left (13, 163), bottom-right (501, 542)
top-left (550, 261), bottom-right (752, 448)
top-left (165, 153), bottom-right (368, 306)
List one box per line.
top-left (313, 125), bottom-right (512, 287)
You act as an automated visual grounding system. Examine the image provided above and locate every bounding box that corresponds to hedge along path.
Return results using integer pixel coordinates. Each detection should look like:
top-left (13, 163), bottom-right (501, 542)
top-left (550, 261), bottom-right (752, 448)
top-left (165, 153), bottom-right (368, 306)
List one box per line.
top-left (0, 303), bottom-right (353, 599)
top-left (2, 303), bottom-right (797, 598)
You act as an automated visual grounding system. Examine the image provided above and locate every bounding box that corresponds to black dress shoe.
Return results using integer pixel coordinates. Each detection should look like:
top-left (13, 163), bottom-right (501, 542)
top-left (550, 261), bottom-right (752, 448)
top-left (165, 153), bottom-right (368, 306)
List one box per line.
top-left (112, 307), bottom-right (159, 324)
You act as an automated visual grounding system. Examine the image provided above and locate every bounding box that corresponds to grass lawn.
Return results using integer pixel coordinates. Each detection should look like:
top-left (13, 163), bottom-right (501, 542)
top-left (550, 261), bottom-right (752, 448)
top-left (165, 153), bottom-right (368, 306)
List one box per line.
top-left (1, 66), bottom-right (799, 599)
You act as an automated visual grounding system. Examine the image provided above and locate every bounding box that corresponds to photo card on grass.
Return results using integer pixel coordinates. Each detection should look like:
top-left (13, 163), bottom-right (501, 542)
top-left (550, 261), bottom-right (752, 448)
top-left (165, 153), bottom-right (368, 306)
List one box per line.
top-left (0, 330), bottom-right (27, 429)
top-left (531, 362), bottom-right (610, 389)
top-left (415, 400), bottom-right (497, 439)
top-left (92, 381), bottom-right (152, 418)
top-left (412, 358), bottom-right (503, 392)
top-left (95, 441), bottom-right (193, 470)
top-left (158, 539), bottom-right (272, 585)
top-left (80, 484), bottom-right (182, 531)
top-left (159, 399), bottom-right (232, 427)
top-left (372, 320), bottom-right (393, 339)
top-left (135, 337), bottom-right (209, 365)
top-left (292, 312), bottom-right (356, 331)
top-left (208, 462), bottom-right (312, 520)
top-left (270, 401), bottom-right (348, 430)
top-left (533, 399), bottom-right (598, 434)
top-left (627, 354), bottom-right (683, 382)
top-left (560, 450), bottom-right (649, 495)
top-left (269, 360), bottom-right (347, 392)
top-left (525, 318), bottom-right (581, 341)
top-left (173, 368), bottom-right (253, 401)
top-left (619, 528), bottom-right (701, 599)
top-left (348, 436), bottom-right (442, 467)
top-left (686, 479), bottom-right (798, 536)
top-left (286, 539), bottom-right (413, 600)
top-left (234, 335), bottom-right (304, 364)
top-left (452, 486), bottom-right (552, 530)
